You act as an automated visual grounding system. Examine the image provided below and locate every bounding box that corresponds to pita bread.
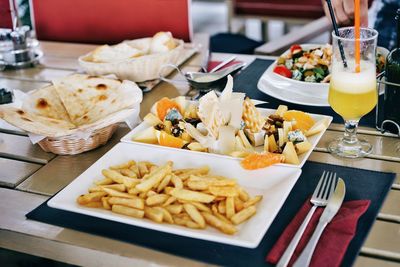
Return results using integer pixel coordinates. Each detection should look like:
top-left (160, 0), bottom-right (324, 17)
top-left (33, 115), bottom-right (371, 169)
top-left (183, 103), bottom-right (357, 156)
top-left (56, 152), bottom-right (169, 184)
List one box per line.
top-left (92, 43), bottom-right (144, 63)
top-left (52, 74), bottom-right (142, 126)
top-left (0, 107), bottom-right (76, 137)
top-left (22, 85), bottom-right (72, 123)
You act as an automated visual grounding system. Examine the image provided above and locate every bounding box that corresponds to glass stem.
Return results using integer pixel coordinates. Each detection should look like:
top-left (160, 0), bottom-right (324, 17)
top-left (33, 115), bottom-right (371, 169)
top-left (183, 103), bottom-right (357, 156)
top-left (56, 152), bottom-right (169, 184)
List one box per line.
top-left (343, 120), bottom-right (359, 144)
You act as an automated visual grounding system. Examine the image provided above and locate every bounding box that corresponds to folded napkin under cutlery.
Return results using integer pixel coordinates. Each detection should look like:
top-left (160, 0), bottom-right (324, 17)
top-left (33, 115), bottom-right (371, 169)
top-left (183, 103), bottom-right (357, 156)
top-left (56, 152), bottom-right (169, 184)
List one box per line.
top-left (266, 198), bottom-right (370, 267)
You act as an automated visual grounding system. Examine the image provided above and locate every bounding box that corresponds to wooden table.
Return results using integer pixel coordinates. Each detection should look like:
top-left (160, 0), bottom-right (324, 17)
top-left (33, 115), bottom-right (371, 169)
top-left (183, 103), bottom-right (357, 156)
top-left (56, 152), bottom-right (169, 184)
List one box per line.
top-left (0, 41), bottom-right (399, 267)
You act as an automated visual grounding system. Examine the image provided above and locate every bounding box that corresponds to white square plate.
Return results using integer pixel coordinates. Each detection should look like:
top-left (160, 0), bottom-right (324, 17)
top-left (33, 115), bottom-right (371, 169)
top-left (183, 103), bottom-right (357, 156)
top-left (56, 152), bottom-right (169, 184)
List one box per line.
top-left (48, 142), bottom-right (302, 248)
top-left (121, 107), bottom-right (332, 168)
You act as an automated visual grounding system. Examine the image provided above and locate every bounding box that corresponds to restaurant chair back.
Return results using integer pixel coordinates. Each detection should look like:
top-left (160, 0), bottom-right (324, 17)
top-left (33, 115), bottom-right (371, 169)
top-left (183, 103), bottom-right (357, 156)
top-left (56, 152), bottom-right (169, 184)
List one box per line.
top-left (0, 0), bottom-right (12, 29)
top-left (30, 0), bottom-right (193, 44)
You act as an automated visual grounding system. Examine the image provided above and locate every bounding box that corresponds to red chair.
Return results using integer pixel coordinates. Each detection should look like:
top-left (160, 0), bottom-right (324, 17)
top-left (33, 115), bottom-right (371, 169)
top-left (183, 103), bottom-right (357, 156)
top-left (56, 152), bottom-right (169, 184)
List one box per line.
top-left (0, 0), bottom-right (13, 29)
top-left (227, 0), bottom-right (324, 41)
top-left (30, 0), bottom-right (192, 44)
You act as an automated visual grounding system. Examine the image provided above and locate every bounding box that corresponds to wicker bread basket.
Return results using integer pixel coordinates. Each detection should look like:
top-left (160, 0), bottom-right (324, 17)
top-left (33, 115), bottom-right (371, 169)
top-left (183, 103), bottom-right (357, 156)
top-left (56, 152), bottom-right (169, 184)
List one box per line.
top-left (38, 124), bottom-right (118, 155)
top-left (78, 38), bottom-right (184, 82)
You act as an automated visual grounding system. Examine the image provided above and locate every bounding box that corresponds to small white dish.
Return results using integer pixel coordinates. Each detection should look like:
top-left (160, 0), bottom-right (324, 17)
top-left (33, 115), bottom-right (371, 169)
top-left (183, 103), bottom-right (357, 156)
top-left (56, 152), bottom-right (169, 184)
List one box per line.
top-left (258, 44), bottom-right (330, 107)
top-left (48, 142), bottom-right (302, 248)
top-left (121, 107), bottom-right (333, 168)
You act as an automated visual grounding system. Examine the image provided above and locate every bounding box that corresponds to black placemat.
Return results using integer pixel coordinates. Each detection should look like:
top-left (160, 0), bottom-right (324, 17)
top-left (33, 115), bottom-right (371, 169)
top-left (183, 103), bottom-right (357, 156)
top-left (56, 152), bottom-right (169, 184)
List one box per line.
top-left (233, 59), bottom-right (380, 127)
top-left (26, 161), bottom-right (395, 267)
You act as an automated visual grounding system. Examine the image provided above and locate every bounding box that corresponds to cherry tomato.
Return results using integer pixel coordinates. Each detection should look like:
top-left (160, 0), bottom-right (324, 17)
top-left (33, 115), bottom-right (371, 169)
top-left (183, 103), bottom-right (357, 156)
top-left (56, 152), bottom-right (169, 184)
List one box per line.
top-left (273, 65), bottom-right (292, 78)
top-left (290, 44), bottom-right (302, 54)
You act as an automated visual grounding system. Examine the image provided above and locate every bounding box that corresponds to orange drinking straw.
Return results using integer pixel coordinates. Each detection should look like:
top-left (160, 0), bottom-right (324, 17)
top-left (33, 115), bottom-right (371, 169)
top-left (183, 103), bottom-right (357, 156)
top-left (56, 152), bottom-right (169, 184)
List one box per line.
top-left (355, 0), bottom-right (361, 73)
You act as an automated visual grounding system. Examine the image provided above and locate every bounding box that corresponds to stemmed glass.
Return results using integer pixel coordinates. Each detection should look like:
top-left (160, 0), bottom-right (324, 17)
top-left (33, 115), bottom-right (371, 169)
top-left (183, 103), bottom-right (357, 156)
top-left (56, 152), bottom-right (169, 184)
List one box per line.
top-left (328, 27), bottom-right (378, 158)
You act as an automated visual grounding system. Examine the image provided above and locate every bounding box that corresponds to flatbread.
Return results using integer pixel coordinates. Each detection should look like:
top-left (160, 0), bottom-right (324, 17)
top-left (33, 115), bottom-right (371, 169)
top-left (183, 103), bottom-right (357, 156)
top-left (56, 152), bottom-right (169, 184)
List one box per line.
top-left (52, 74), bottom-right (142, 126)
top-left (0, 107), bottom-right (76, 137)
top-left (22, 85), bottom-right (72, 123)
top-left (91, 43), bottom-right (144, 63)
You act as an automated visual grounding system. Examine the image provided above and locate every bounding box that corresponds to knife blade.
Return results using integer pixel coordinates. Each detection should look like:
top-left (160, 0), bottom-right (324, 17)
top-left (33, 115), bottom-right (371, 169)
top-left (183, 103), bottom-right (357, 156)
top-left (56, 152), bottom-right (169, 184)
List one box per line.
top-left (293, 178), bottom-right (346, 267)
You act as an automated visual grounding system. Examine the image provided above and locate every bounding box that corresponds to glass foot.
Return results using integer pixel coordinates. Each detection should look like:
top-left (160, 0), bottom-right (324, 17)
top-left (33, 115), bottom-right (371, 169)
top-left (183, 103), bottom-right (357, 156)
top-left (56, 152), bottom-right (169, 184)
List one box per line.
top-left (328, 138), bottom-right (372, 158)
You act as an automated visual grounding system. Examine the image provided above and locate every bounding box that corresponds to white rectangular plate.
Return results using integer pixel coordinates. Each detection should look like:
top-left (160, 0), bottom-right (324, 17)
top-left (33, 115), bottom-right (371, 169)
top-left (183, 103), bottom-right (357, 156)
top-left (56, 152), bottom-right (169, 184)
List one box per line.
top-left (48, 142), bottom-right (301, 248)
top-left (121, 107), bottom-right (332, 168)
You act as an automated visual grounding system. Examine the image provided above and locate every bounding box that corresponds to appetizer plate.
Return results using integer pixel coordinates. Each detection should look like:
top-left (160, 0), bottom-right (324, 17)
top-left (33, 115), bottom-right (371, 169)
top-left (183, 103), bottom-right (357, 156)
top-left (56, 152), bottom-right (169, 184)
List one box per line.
top-left (48, 142), bottom-right (302, 248)
top-left (258, 44), bottom-right (330, 107)
top-left (258, 44), bottom-right (389, 107)
top-left (121, 108), bottom-right (333, 168)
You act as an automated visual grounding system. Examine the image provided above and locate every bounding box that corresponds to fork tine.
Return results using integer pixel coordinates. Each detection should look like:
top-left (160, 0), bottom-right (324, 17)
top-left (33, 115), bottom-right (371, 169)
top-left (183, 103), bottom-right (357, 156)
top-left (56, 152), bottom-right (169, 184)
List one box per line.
top-left (321, 172), bottom-right (333, 199)
top-left (325, 172), bottom-right (335, 199)
top-left (327, 173), bottom-right (338, 199)
top-left (318, 171), bottom-right (331, 198)
top-left (313, 171), bottom-right (327, 199)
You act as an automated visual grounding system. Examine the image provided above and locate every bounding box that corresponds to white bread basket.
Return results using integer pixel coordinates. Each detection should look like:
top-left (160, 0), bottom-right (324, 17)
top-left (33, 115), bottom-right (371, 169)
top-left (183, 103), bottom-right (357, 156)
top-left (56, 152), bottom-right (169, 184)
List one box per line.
top-left (78, 38), bottom-right (185, 83)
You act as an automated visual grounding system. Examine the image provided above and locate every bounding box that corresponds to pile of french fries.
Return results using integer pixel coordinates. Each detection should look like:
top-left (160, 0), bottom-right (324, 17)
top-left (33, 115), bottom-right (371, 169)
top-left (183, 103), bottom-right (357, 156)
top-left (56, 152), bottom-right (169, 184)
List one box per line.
top-left (77, 160), bottom-right (262, 235)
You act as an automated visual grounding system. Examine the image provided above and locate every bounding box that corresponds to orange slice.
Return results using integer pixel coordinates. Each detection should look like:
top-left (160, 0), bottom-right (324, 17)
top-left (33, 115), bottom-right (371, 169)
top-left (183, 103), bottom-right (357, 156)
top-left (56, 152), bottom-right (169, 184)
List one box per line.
top-left (240, 152), bottom-right (285, 170)
top-left (283, 110), bottom-right (315, 132)
top-left (156, 97), bottom-right (181, 121)
top-left (158, 131), bottom-right (186, 148)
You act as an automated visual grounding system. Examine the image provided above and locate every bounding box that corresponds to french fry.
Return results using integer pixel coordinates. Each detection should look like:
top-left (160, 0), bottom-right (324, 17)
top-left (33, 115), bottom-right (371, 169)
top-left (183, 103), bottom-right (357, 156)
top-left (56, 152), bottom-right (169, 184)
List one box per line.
top-left (136, 164), bottom-right (171, 192)
top-left (165, 204), bottom-right (183, 215)
top-left (144, 207), bottom-right (163, 223)
top-left (157, 174), bottom-right (171, 193)
top-left (101, 197), bottom-right (111, 210)
top-left (218, 200), bottom-right (226, 214)
top-left (77, 192), bottom-right (107, 205)
top-left (209, 186), bottom-right (238, 197)
top-left (154, 207), bottom-right (174, 224)
top-left (230, 206), bottom-right (256, 225)
top-left (164, 186), bottom-right (175, 195)
top-left (145, 194), bottom-right (169, 206)
top-left (211, 203), bottom-right (219, 214)
top-left (185, 220), bottom-right (202, 229)
top-left (201, 212), bottom-right (237, 235)
top-left (120, 168), bottom-right (138, 178)
top-left (108, 196), bottom-right (144, 210)
top-left (234, 197), bottom-right (244, 212)
top-left (94, 177), bottom-right (113, 186)
top-left (170, 188), bottom-right (215, 203)
top-left (173, 216), bottom-right (188, 226)
top-left (176, 166), bottom-right (210, 180)
top-left (238, 187), bottom-right (250, 202)
top-left (225, 197), bottom-right (235, 219)
top-left (129, 164), bottom-right (140, 177)
top-left (183, 203), bottom-right (206, 228)
top-left (128, 187), bottom-right (140, 195)
top-left (84, 202), bottom-right (103, 208)
top-left (112, 204), bottom-right (144, 218)
top-left (102, 169), bottom-right (140, 188)
top-left (243, 195), bottom-right (263, 208)
top-left (187, 180), bottom-right (208, 191)
top-left (88, 184), bottom-right (125, 193)
top-left (138, 162), bottom-right (149, 177)
top-left (102, 188), bottom-right (137, 199)
top-left (162, 196), bottom-right (176, 207)
top-left (190, 202), bottom-right (212, 213)
top-left (212, 210), bottom-right (233, 225)
top-left (171, 175), bottom-right (183, 189)
top-left (146, 190), bottom-right (157, 197)
top-left (110, 160), bottom-right (135, 170)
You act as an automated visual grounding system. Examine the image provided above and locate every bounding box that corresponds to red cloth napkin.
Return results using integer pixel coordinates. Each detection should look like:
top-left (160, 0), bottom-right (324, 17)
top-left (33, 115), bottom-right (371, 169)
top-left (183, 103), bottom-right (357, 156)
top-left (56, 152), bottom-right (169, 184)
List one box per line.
top-left (266, 198), bottom-right (370, 267)
top-left (207, 61), bottom-right (241, 73)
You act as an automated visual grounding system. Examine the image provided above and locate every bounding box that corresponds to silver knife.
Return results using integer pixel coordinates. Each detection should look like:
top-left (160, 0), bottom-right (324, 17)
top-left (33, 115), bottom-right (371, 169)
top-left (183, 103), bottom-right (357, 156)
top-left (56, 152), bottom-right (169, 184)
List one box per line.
top-left (293, 178), bottom-right (346, 267)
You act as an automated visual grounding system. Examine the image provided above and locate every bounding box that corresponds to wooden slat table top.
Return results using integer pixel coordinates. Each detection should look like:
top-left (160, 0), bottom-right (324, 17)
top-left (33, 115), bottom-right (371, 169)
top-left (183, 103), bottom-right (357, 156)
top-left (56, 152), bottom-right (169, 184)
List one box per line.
top-left (0, 158), bottom-right (42, 188)
top-left (0, 40), bottom-right (399, 267)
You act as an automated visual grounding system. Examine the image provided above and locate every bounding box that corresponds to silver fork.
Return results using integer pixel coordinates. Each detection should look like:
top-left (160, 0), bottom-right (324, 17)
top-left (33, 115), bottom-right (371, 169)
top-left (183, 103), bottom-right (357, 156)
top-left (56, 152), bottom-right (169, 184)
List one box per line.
top-left (276, 171), bottom-right (338, 267)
